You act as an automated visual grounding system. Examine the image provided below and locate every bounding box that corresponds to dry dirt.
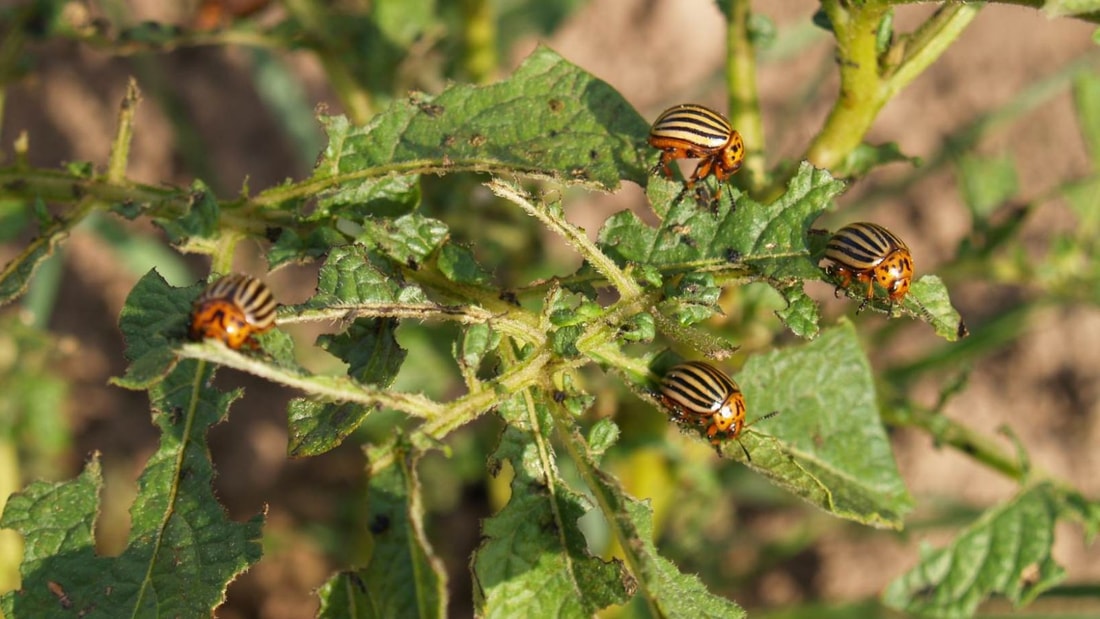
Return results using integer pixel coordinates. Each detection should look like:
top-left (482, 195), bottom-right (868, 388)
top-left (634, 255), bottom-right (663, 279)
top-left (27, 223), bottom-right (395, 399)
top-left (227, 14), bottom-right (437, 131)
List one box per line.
top-left (2, 0), bottom-right (1099, 616)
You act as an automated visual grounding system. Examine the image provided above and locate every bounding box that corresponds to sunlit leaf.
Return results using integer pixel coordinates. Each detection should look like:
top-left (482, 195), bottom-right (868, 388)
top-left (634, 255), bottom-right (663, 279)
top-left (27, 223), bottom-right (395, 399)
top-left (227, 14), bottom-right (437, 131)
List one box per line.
top-left (884, 483), bottom-right (1066, 617)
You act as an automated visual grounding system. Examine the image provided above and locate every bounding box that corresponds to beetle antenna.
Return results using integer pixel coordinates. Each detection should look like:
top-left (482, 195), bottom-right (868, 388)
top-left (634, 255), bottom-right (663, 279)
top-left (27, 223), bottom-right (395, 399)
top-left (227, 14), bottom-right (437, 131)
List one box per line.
top-left (733, 410), bottom-right (783, 462)
top-left (745, 409), bottom-right (782, 431)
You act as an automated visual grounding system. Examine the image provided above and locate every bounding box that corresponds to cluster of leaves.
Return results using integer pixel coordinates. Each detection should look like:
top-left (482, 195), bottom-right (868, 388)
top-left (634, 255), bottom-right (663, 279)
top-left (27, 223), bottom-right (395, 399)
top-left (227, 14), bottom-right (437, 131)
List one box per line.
top-left (1, 1), bottom-right (1100, 618)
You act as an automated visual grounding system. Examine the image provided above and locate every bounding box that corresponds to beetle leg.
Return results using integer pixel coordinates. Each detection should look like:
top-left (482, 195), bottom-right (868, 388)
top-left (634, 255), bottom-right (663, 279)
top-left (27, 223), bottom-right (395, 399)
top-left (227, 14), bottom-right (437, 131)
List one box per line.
top-left (689, 158), bottom-right (714, 188)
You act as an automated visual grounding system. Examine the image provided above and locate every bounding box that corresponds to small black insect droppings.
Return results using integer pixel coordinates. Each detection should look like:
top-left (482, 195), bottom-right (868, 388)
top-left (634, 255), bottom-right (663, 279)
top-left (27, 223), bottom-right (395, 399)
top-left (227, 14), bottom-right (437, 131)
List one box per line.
top-left (957, 320), bottom-right (970, 339)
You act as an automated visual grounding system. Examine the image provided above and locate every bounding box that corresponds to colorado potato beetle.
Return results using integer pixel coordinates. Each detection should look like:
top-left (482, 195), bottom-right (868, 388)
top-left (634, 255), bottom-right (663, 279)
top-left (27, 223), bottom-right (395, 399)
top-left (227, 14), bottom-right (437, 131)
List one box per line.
top-left (648, 103), bottom-right (745, 195)
top-left (660, 361), bottom-right (747, 441)
top-left (823, 222), bottom-right (914, 313)
top-left (659, 361), bottom-right (778, 459)
top-left (189, 273), bottom-right (277, 350)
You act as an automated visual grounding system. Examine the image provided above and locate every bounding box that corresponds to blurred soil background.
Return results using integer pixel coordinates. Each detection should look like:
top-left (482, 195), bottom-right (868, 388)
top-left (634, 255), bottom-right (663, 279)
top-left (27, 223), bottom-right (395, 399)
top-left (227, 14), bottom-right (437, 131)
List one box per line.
top-left (1, 0), bottom-right (1099, 616)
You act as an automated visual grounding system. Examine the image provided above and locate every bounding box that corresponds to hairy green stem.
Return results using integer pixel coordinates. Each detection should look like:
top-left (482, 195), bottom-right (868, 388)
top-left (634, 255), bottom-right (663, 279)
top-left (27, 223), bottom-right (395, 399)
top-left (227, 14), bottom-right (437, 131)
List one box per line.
top-left (179, 342), bottom-right (447, 418)
top-left (895, 0), bottom-right (1099, 25)
top-left (107, 78), bottom-right (141, 183)
top-left (882, 402), bottom-right (1028, 481)
top-left (279, 302), bottom-right (543, 345)
top-left (725, 0), bottom-right (766, 191)
top-left (805, 1), bottom-right (891, 171)
top-left (369, 348), bottom-right (569, 473)
top-left (885, 4), bottom-right (982, 97)
top-left (803, 2), bottom-right (981, 174)
top-left (461, 0), bottom-right (498, 83)
top-left (487, 179), bottom-right (643, 299)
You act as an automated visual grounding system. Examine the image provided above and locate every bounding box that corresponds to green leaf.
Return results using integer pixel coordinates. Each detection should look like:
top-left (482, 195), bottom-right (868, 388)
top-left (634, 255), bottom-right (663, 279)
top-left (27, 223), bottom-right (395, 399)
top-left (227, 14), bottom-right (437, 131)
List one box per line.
top-left (285, 318), bottom-right (405, 455)
top-left (1060, 488), bottom-right (1100, 541)
top-left (551, 324), bottom-right (584, 358)
top-left (318, 318), bottom-right (406, 385)
top-left (956, 153), bottom-right (1018, 218)
top-left (1072, 71), bottom-right (1100, 168)
top-left (736, 320), bottom-right (913, 528)
top-left (884, 483), bottom-right (1065, 617)
top-left (1, 361), bottom-right (264, 617)
top-left (308, 46), bottom-right (649, 199)
top-left (118, 269), bottom-right (194, 362)
top-left (659, 272), bottom-right (720, 326)
top-left (586, 417), bottom-right (620, 458)
top-left (287, 399), bottom-right (373, 458)
top-left (619, 311), bottom-right (656, 343)
top-left (721, 164), bottom-right (846, 283)
top-left (304, 244), bottom-right (429, 309)
top-left (774, 285), bottom-right (821, 339)
top-left (154, 180), bottom-right (219, 243)
top-left (112, 270), bottom-right (196, 387)
top-left (437, 243), bottom-right (492, 286)
top-left (316, 572), bottom-right (370, 619)
top-left (0, 197), bottom-right (78, 308)
top-left (905, 275), bottom-right (970, 341)
top-left (604, 162), bottom-right (845, 276)
top-left (821, 261), bottom-right (967, 342)
top-left (457, 323), bottom-right (502, 380)
top-left (314, 161), bottom-right (422, 220)
top-left (268, 226), bottom-right (350, 270)
top-left (356, 213), bottom-right (449, 266)
top-left (600, 163), bottom-right (846, 336)
top-left (111, 346), bottom-right (181, 390)
top-left (319, 448), bottom-right (447, 618)
top-left (473, 416), bottom-right (629, 617)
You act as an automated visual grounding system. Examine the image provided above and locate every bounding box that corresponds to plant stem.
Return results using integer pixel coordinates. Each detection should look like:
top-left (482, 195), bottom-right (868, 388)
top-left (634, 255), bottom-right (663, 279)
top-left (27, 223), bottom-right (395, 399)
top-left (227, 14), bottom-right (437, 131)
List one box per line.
top-left (487, 179), bottom-right (643, 300)
top-left (884, 4), bottom-right (982, 98)
top-left (461, 0), bottom-right (498, 84)
top-left (882, 402), bottom-right (1028, 481)
top-left (805, 1), bottom-right (891, 171)
top-left (107, 78), bottom-right (141, 184)
top-left (369, 349), bottom-right (569, 473)
top-left (278, 302), bottom-right (543, 346)
top-left (179, 342), bottom-right (447, 418)
top-left (725, 0), bottom-right (766, 192)
top-left (804, 2), bottom-right (981, 173)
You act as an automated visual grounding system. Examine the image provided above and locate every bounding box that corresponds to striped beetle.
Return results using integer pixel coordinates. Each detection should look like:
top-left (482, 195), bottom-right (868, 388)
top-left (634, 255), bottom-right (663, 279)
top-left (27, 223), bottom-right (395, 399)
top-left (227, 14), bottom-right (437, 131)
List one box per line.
top-left (823, 222), bottom-right (914, 313)
top-left (189, 273), bottom-right (278, 350)
top-left (648, 104), bottom-right (744, 196)
top-left (659, 360), bottom-right (778, 458)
